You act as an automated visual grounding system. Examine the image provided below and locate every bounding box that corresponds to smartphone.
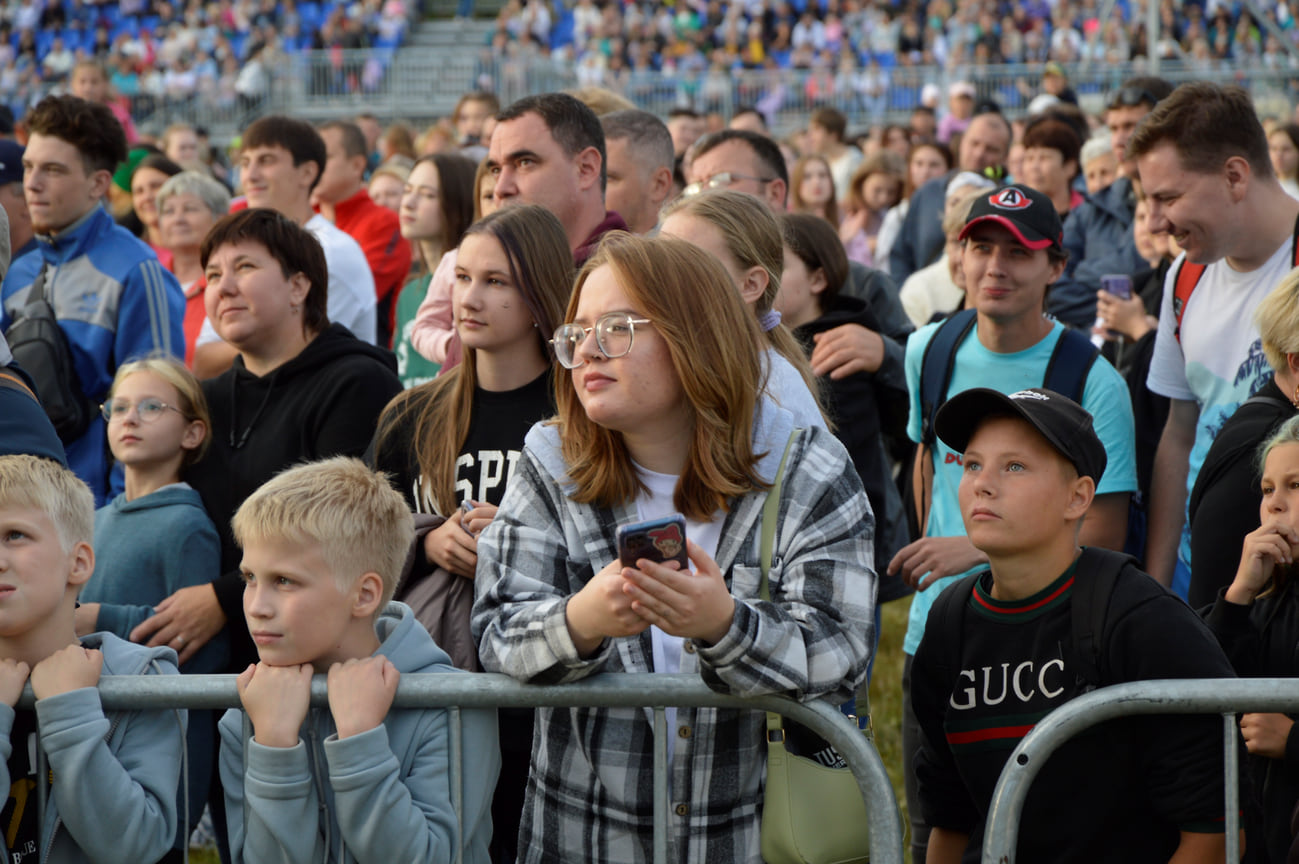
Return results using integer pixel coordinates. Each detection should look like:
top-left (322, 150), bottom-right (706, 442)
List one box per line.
top-left (616, 514), bottom-right (688, 569)
top-left (459, 499), bottom-right (477, 535)
top-left (1100, 274), bottom-right (1133, 300)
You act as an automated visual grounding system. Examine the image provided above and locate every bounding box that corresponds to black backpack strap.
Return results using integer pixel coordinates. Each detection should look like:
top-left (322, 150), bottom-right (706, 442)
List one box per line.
top-left (919, 308), bottom-right (978, 446)
top-left (929, 570), bottom-right (984, 675)
top-left (1068, 547), bottom-right (1136, 690)
top-left (1043, 325), bottom-right (1100, 404)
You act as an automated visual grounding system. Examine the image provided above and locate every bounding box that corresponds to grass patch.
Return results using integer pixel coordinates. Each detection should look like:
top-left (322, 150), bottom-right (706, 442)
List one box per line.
top-left (188, 848), bottom-right (220, 864)
top-left (869, 595), bottom-right (913, 864)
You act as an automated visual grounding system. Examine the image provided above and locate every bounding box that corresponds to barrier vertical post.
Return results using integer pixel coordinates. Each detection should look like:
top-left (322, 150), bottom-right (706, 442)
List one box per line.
top-left (1224, 712), bottom-right (1239, 864)
top-left (653, 707), bottom-right (668, 864)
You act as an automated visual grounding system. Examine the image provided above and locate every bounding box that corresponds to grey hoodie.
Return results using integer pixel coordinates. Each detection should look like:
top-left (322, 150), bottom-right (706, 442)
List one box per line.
top-left (0, 632), bottom-right (183, 864)
top-left (219, 601), bottom-right (500, 864)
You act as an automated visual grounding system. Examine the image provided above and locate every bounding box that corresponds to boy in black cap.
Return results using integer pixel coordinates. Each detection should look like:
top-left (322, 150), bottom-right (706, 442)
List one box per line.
top-left (912, 387), bottom-right (1237, 863)
top-left (890, 183), bottom-right (1139, 862)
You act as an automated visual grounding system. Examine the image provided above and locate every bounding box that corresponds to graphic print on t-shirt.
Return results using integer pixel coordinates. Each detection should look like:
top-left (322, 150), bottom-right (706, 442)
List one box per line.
top-left (2, 710), bottom-right (39, 862)
top-left (455, 449), bottom-right (522, 505)
top-left (943, 570), bottom-right (1075, 756)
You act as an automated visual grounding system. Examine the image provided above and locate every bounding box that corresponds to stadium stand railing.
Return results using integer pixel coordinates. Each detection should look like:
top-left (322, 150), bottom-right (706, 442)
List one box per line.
top-left (263, 53), bottom-right (1299, 135)
top-left (982, 678), bottom-right (1299, 864)
top-left (17, 671), bottom-right (905, 864)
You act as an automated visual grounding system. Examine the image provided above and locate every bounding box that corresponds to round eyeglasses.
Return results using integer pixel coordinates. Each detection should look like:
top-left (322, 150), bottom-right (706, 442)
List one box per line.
top-left (550, 312), bottom-right (652, 369)
top-left (100, 397), bottom-right (185, 423)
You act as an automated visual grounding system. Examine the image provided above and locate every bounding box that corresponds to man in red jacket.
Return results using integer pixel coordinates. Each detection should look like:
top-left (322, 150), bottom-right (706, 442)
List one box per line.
top-left (314, 120), bottom-right (412, 347)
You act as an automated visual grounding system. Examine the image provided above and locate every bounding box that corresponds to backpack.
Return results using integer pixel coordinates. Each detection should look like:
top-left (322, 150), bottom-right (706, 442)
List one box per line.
top-left (917, 308), bottom-right (1100, 447)
top-left (1171, 214), bottom-right (1299, 343)
top-left (2, 266), bottom-right (96, 444)
top-left (928, 546), bottom-right (1135, 692)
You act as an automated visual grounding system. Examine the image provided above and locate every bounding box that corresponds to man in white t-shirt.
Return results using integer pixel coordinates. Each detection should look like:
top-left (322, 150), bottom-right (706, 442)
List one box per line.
top-left (1131, 82), bottom-right (1299, 597)
top-left (193, 115), bottom-right (378, 376)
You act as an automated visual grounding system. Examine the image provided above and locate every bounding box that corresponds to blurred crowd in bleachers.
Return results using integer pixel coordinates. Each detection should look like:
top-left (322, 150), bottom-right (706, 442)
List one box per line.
top-left (0, 0), bottom-right (414, 123)
top-left (487, 0), bottom-right (1299, 100)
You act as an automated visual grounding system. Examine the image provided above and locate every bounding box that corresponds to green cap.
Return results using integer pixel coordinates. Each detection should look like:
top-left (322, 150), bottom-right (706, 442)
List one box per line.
top-left (112, 147), bottom-right (151, 192)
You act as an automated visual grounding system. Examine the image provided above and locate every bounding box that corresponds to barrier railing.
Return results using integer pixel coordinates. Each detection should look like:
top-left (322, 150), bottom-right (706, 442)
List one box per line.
top-left (983, 678), bottom-right (1299, 864)
top-left (19, 671), bottom-right (904, 864)
top-left (267, 51), bottom-right (1299, 135)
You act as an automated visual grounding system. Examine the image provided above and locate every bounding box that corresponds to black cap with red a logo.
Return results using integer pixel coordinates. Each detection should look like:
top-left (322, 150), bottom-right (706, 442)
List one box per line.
top-left (958, 184), bottom-right (1064, 253)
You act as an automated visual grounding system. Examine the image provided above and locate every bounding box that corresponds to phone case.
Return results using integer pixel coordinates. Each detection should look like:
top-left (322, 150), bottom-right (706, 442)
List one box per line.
top-left (616, 514), bottom-right (688, 568)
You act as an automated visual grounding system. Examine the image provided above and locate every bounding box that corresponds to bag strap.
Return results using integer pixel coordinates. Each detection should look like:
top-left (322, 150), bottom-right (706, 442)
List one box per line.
top-left (918, 308), bottom-right (977, 447)
top-left (1171, 257), bottom-right (1204, 345)
top-left (1173, 212), bottom-right (1299, 344)
top-left (1042, 326), bottom-right (1099, 403)
top-left (1068, 546), bottom-right (1134, 690)
top-left (758, 430), bottom-right (800, 602)
top-left (931, 570), bottom-right (982, 683)
top-left (914, 309), bottom-right (978, 539)
top-left (0, 370), bottom-right (37, 401)
top-left (760, 430), bottom-right (814, 739)
top-left (29, 263), bottom-right (50, 306)
top-left (759, 430), bottom-right (873, 731)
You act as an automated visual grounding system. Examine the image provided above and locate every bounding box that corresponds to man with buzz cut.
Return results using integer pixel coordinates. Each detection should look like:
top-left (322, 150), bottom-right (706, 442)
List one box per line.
top-left (686, 128), bottom-right (914, 392)
top-left (487, 91), bottom-right (628, 265)
top-left (599, 109), bottom-right (674, 235)
top-left (1, 94), bottom-right (182, 505)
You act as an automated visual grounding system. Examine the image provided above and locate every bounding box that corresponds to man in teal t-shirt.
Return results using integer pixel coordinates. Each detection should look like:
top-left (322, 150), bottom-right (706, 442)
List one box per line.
top-left (888, 184), bottom-right (1138, 864)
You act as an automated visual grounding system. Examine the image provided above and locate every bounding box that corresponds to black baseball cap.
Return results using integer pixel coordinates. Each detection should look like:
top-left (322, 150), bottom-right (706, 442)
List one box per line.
top-left (958, 184), bottom-right (1063, 253)
top-left (934, 387), bottom-right (1106, 484)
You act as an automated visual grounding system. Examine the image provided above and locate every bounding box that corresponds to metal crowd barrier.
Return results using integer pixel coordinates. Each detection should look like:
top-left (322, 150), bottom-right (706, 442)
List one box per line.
top-left (19, 671), bottom-right (904, 863)
top-left (983, 677), bottom-right (1299, 864)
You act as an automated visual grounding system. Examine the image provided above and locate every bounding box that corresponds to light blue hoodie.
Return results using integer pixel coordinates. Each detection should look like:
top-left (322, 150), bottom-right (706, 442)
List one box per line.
top-left (219, 601), bottom-right (500, 864)
top-left (0, 632), bottom-right (182, 864)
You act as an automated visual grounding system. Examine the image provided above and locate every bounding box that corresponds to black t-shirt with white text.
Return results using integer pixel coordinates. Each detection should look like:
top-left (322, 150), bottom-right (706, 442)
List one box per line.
top-left (455, 370), bottom-right (553, 508)
top-left (373, 368), bottom-right (555, 515)
top-left (2, 710), bottom-right (39, 863)
top-left (912, 559), bottom-right (1237, 863)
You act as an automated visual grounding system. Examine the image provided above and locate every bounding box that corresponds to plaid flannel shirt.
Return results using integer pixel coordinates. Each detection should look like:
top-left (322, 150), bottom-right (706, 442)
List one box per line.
top-left (471, 405), bottom-right (877, 863)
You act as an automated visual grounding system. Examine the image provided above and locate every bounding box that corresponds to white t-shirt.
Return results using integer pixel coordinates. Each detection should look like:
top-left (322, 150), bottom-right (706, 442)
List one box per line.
top-left (899, 253), bottom-right (963, 328)
top-left (1146, 240), bottom-right (1294, 586)
top-left (197, 213), bottom-right (378, 347)
top-left (633, 464), bottom-right (723, 763)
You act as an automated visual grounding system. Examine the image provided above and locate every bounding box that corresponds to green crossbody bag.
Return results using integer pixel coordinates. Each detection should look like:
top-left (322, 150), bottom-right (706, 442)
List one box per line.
top-left (759, 430), bottom-right (872, 864)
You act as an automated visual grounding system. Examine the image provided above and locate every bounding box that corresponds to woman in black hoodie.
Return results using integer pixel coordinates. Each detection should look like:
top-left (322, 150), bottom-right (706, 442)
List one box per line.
top-left (128, 208), bottom-right (402, 670)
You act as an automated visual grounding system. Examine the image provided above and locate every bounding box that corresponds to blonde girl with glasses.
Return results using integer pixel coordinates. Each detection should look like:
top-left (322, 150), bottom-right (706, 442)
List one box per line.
top-left (472, 233), bottom-right (876, 863)
top-left (77, 355), bottom-right (226, 860)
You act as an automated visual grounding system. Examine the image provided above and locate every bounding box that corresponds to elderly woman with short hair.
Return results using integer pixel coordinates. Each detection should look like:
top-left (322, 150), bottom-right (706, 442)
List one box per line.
top-left (157, 171), bottom-right (232, 366)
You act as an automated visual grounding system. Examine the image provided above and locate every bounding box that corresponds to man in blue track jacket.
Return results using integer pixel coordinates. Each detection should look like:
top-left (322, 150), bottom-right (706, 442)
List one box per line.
top-left (0, 95), bottom-right (183, 505)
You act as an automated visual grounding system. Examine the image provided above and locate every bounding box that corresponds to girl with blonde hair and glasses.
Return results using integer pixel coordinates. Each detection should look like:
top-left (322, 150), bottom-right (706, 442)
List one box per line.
top-left (472, 233), bottom-right (876, 863)
top-left (77, 355), bottom-right (225, 861)
top-left (660, 189), bottom-right (827, 429)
